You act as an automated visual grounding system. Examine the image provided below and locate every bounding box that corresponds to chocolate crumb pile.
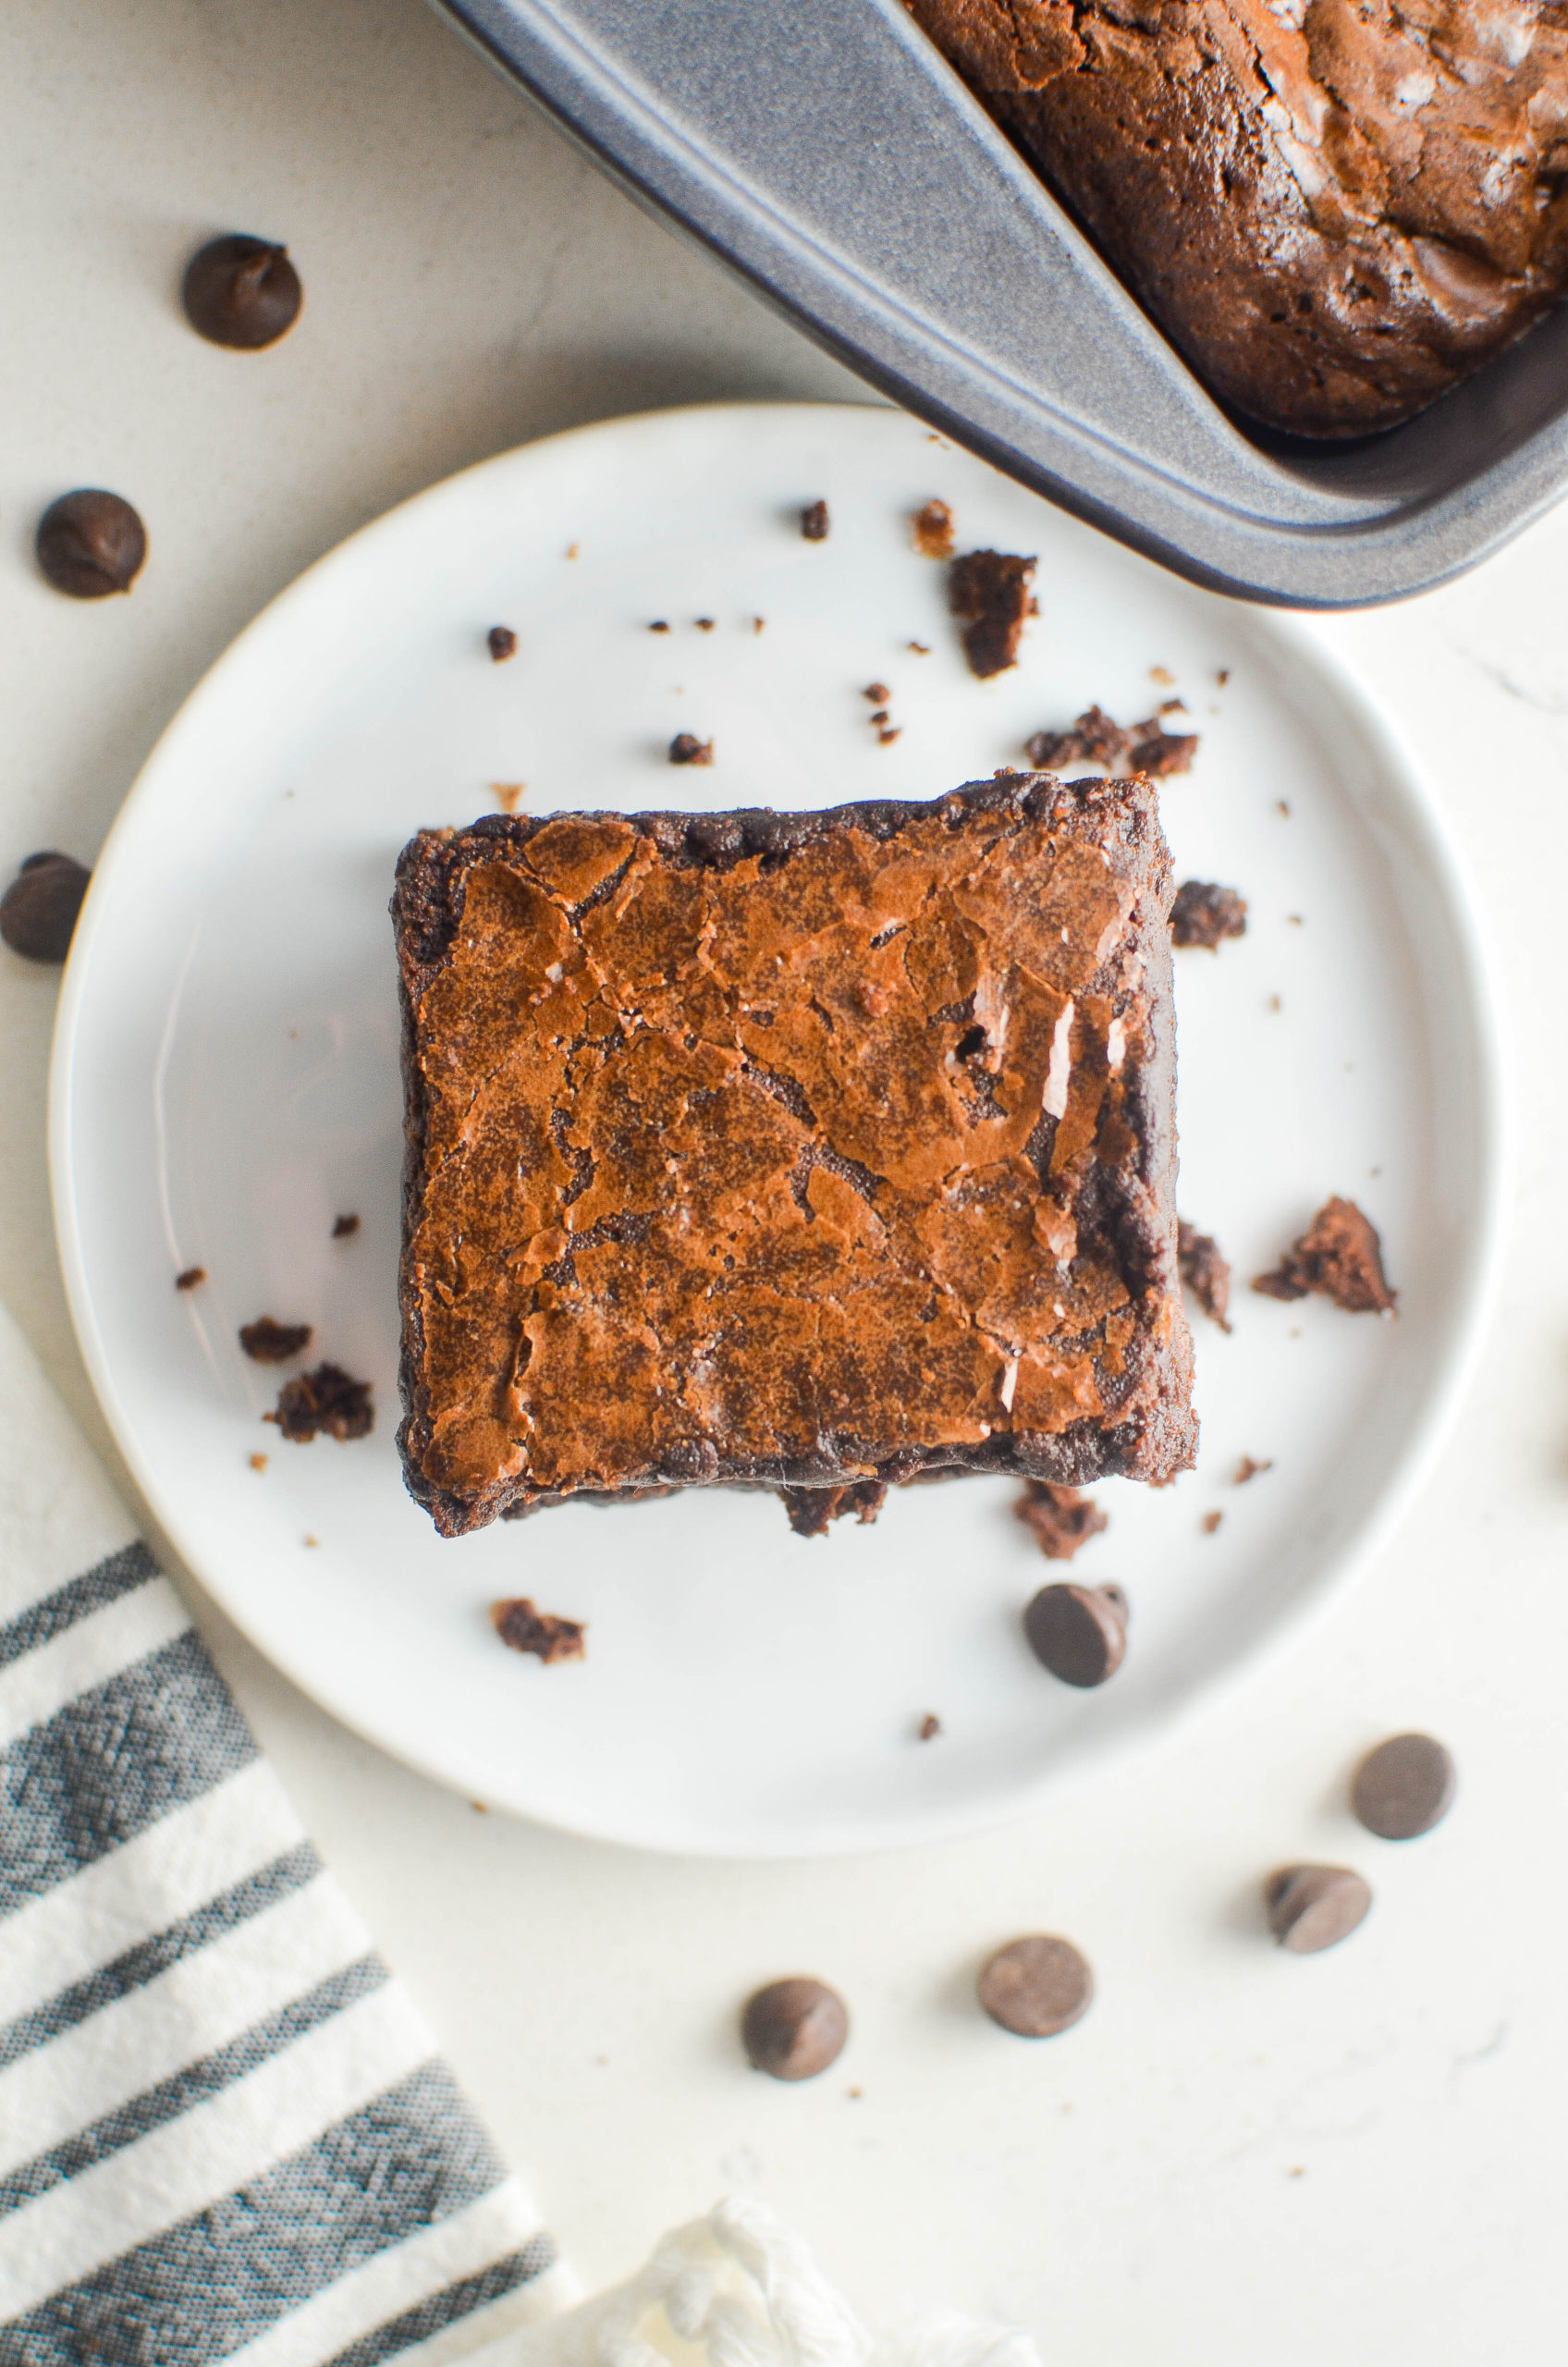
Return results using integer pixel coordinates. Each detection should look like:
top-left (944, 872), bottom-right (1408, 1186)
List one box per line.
top-left (949, 549), bottom-right (1036, 678)
top-left (912, 497), bottom-right (954, 558)
top-left (1013, 1479), bottom-right (1107, 1561)
top-left (1177, 1221), bottom-right (1231, 1331)
top-left (491, 1596), bottom-right (585, 1663)
top-left (1254, 1196), bottom-right (1395, 1313)
top-left (267, 1361), bottom-right (374, 1442)
top-left (1025, 705), bottom-right (1197, 779)
top-left (0, 852), bottom-right (91, 963)
top-left (778, 1479), bottom-right (887, 1538)
top-left (1171, 880), bottom-right (1247, 950)
top-left (239, 1316), bottom-right (312, 1364)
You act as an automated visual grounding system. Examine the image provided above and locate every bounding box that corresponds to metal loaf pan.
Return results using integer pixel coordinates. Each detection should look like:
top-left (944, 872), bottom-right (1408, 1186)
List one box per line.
top-left (432, 0), bottom-right (1568, 608)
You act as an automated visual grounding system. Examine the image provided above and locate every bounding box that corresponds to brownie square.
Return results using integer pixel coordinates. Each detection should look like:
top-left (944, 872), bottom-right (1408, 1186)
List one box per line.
top-left (392, 775), bottom-right (1194, 1537)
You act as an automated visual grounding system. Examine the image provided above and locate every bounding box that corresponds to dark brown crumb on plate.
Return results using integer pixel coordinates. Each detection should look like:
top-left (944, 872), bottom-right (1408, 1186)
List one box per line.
top-left (267, 1361), bottom-right (374, 1441)
top-left (1171, 881), bottom-right (1247, 950)
top-left (1025, 706), bottom-right (1197, 779)
top-left (1233, 1454), bottom-right (1273, 1484)
top-left (779, 1478), bottom-right (888, 1537)
top-left (1177, 1222), bottom-right (1231, 1331)
top-left (912, 498), bottom-right (954, 558)
top-left (492, 1596), bottom-right (586, 1662)
top-left (917, 1711), bottom-right (942, 1740)
top-left (175, 1266), bottom-right (206, 1292)
top-left (333, 1213), bottom-right (361, 1239)
top-left (949, 550), bottom-right (1035, 677)
top-left (239, 1316), bottom-right (312, 1363)
top-left (649, 619), bottom-right (670, 632)
top-left (695, 617), bottom-right (715, 632)
top-left (668, 732), bottom-right (713, 766)
top-left (1014, 1480), bottom-right (1108, 1560)
top-left (486, 626), bottom-right (517, 662)
top-left (864, 681), bottom-right (890, 704)
top-left (1254, 1197), bottom-right (1395, 1313)
top-left (801, 499), bottom-right (829, 541)
top-left (1200, 1508), bottom-right (1223, 1535)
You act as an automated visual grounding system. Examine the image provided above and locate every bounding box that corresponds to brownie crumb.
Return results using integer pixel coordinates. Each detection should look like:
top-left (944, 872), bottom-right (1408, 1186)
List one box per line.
top-left (249, 1452), bottom-right (268, 1472)
top-left (175, 1266), bottom-right (206, 1292)
top-left (492, 783), bottom-right (524, 814)
top-left (1172, 880), bottom-right (1247, 949)
top-left (1253, 1197), bottom-right (1396, 1313)
top-left (239, 1316), bottom-right (312, 1363)
top-left (1, 852), bottom-right (92, 963)
top-left (908, 639), bottom-right (930, 654)
top-left (332, 1213), bottom-right (361, 1239)
top-left (1217, 668), bottom-right (1231, 686)
top-left (1178, 1223), bottom-right (1231, 1331)
top-left (1200, 1509), bottom-right (1223, 1535)
top-left (492, 1596), bottom-right (586, 1662)
top-left (695, 617), bottom-right (716, 632)
top-left (801, 499), bottom-right (829, 541)
top-left (949, 550), bottom-right (1036, 678)
top-left (1014, 1479), bottom-right (1108, 1560)
top-left (1150, 665), bottom-right (1175, 686)
top-left (649, 619), bottom-right (670, 632)
top-left (780, 1478), bottom-right (888, 1537)
top-left (1233, 1454), bottom-right (1273, 1484)
top-left (878, 727), bottom-right (901, 746)
top-left (917, 1711), bottom-right (942, 1740)
top-left (668, 732), bottom-right (714, 766)
top-left (486, 626), bottom-right (517, 662)
top-left (753, 617), bottom-right (766, 633)
top-left (864, 681), bottom-right (891, 704)
top-left (1024, 705), bottom-right (1198, 779)
top-left (912, 498), bottom-right (955, 558)
top-left (267, 1361), bottom-right (374, 1441)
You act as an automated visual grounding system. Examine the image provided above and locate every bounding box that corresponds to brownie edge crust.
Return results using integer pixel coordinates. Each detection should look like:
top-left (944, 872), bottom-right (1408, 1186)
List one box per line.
top-left (393, 775), bottom-right (1195, 1538)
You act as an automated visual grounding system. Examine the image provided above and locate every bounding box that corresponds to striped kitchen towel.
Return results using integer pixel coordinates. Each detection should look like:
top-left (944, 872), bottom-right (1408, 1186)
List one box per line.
top-left (0, 1299), bottom-right (576, 2364)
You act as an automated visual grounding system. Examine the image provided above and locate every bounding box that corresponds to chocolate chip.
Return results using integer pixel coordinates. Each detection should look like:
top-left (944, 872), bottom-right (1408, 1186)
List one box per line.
top-left (1264, 1865), bottom-right (1372, 1953)
top-left (1023, 1582), bottom-right (1127, 1686)
top-left (0, 852), bottom-right (91, 963)
top-left (332, 1213), bottom-right (361, 1239)
top-left (175, 1267), bottom-right (206, 1291)
top-left (266, 1362), bottom-right (373, 1442)
top-left (741, 1977), bottom-right (848, 2079)
top-left (492, 1597), bottom-right (585, 1663)
top-left (668, 732), bottom-right (713, 766)
top-left (977, 1935), bottom-right (1093, 2036)
top-left (182, 235), bottom-right (302, 350)
top-left (801, 499), bottom-right (829, 541)
top-left (487, 626), bottom-right (517, 661)
top-left (239, 1317), bottom-right (312, 1364)
top-left (1352, 1733), bottom-right (1455, 1840)
top-left (36, 492), bottom-right (146, 598)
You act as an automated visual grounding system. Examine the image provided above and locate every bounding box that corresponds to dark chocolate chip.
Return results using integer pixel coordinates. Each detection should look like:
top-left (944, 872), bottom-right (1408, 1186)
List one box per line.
top-left (487, 626), bottom-right (517, 661)
top-left (1264, 1865), bottom-right (1372, 1952)
top-left (332, 1213), bottom-right (361, 1239)
top-left (1352, 1733), bottom-right (1455, 1840)
top-left (492, 1597), bottom-right (585, 1663)
top-left (800, 499), bottom-right (829, 541)
top-left (668, 732), bottom-right (714, 766)
top-left (239, 1317), bottom-right (312, 1364)
top-left (741, 1978), bottom-right (848, 2079)
top-left (182, 235), bottom-right (302, 350)
top-left (1023, 1582), bottom-right (1128, 1686)
top-left (977, 1935), bottom-right (1093, 2036)
top-left (36, 492), bottom-right (146, 598)
top-left (0, 852), bottom-right (91, 962)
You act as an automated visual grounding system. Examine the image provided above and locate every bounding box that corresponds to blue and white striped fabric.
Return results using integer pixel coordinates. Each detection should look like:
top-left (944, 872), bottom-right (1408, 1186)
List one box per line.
top-left (0, 1304), bottom-right (575, 2364)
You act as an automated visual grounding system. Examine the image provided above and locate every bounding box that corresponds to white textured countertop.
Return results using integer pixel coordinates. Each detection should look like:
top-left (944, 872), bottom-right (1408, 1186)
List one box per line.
top-left (4, 6), bottom-right (1565, 2359)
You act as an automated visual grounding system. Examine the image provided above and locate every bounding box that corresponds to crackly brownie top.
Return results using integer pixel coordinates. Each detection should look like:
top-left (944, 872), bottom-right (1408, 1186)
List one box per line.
top-left (395, 776), bottom-right (1180, 1509)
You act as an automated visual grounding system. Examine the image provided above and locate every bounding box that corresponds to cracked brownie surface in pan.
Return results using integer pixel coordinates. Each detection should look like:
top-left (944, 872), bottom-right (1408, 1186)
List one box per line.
top-left (392, 773), bottom-right (1194, 1537)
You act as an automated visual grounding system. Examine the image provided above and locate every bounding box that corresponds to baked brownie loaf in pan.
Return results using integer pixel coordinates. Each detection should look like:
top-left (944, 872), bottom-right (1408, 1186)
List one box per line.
top-left (433, 0), bottom-right (1568, 605)
top-left (908, 0), bottom-right (1568, 441)
top-left (393, 776), bottom-right (1195, 1538)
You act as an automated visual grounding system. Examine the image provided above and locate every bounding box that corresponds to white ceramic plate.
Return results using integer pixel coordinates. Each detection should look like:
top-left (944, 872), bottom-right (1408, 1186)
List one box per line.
top-left (52, 403), bottom-right (1503, 1858)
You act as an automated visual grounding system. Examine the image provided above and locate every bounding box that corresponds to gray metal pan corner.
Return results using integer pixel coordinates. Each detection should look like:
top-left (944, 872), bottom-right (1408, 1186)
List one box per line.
top-left (431, 0), bottom-right (1568, 608)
